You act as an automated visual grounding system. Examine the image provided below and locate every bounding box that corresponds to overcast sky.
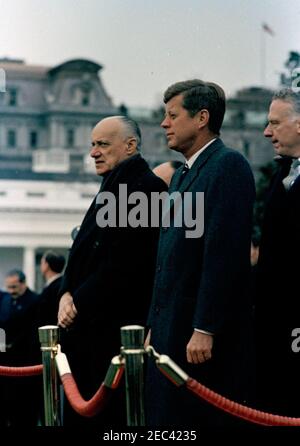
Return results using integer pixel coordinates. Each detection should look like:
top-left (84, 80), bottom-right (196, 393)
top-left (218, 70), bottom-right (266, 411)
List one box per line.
top-left (1, 0), bottom-right (299, 108)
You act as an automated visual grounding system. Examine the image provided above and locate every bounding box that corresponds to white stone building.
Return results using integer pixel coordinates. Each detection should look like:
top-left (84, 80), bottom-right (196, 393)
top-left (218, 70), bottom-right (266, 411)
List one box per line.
top-left (0, 57), bottom-right (275, 290)
top-left (0, 179), bottom-right (98, 290)
top-left (0, 58), bottom-right (115, 290)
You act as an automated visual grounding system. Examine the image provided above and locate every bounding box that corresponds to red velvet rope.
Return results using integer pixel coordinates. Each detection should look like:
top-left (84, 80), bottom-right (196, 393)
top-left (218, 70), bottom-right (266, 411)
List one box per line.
top-left (186, 377), bottom-right (300, 426)
top-left (0, 364), bottom-right (43, 377)
top-left (61, 373), bottom-right (115, 418)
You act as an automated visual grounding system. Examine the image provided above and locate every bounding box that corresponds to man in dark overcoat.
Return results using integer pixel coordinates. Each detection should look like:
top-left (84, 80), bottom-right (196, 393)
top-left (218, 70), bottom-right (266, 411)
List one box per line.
top-left (255, 89), bottom-right (300, 416)
top-left (0, 270), bottom-right (41, 426)
top-left (146, 80), bottom-right (255, 426)
top-left (58, 116), bottom-right (167, 426)
top-left (38, 250), bottom-right (65, 326)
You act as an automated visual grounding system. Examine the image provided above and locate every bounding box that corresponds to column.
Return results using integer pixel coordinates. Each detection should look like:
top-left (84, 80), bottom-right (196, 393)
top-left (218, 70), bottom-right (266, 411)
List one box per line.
top-left (23, 246), bottom-right (36, 290)
top-left (49, 119), bottom-right (59, 148)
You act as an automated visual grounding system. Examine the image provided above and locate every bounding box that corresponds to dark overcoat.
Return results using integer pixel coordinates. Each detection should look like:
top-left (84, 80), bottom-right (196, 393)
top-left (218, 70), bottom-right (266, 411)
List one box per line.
top-left (146, 139), bottom-right (256, 426)
top-left (255, 157), bottom-right (300, 416)
top-left (0, 288), bottom-right (39, 363)
top-left (0, 288), bottom-right (42, 426)
top-left (59, 154), bottom-right (167, 425)
top-left (37, 276), bottom-right (63, 326)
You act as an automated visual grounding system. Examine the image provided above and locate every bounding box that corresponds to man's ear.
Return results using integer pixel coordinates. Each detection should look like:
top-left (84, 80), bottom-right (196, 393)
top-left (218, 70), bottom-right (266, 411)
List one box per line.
top-left (126, 137), bottom-right (137, 154)
top-left (197, 109), bottom-right (209, 129)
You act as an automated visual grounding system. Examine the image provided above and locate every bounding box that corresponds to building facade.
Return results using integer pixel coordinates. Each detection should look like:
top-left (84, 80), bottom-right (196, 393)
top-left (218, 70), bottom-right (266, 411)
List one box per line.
top-left (0, 58), bottom-right (118, 288)
top-left (0, 57), bottom-right (275, 290)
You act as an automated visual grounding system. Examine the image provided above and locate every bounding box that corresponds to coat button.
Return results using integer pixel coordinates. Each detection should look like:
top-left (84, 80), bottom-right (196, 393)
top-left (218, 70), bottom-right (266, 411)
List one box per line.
top-left (155, 306), bottom-right (160, 314)
top-left (93, 241), bottom-right (100, 248)
top-left (156, 265), bottom-right (161, 272)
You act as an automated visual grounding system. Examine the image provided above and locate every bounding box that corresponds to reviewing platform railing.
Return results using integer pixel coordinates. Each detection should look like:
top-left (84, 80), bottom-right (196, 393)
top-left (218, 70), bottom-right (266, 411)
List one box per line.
top-left (1, 324), bottom-right (300, 427)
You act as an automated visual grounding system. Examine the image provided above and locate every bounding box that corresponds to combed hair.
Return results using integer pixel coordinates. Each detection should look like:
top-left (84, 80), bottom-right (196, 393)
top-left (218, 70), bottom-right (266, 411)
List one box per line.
top-left (43, 250), bottom-right (65, 274)
top-left (273, 88), bottom-right (300, 114)
top-left (6, 269), bottom-right (26, 283)
top-left (119, 116), bottom-right (142, 151)
top-left (163, 79), bottom-right (226, 135)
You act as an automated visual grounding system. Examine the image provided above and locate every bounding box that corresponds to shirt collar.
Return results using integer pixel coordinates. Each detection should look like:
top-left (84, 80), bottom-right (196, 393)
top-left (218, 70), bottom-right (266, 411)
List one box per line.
top-left (45, 273), bottom-right (62, 287)
top-left (185, 138), bottom-right (217, 169)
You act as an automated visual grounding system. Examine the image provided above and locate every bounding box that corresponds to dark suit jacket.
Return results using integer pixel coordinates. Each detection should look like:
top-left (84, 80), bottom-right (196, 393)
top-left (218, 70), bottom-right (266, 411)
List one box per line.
top-left (255, 158), bottom-right (300, 415)
top-left (37, 276), bottom-right (63, 327)
top-left (0, 288), bottom-right (42, 426)
top-left (0, 288), bottom-right (39, 365)
top-left (147, 139), bottom-right (256, 426)
top-left (0, 290), bottom-right (11, 325)
top-left (59, 154), bottom-right (168, 403)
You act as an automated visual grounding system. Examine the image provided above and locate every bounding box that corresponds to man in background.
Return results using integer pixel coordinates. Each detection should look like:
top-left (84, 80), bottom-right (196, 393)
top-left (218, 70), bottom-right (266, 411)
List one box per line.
top-left (38, 250), bottom-right (65, 326)
top-left (0, 270), bottom-right (40, 426)
top-left (152, 160), bottom-right (183, 186)
top-left (255, 88), bottom-right (300, 416)
top-left (2, 269), bottom-right (39, 359)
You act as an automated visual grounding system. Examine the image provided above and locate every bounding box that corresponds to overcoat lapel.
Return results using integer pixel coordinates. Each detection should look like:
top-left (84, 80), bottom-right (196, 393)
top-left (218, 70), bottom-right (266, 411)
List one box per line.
top-left (167, 139), bottom-right (223, 220)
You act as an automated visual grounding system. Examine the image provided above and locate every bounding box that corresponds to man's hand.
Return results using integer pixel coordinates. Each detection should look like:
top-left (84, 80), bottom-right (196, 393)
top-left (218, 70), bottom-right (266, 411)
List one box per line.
top-left (186, 331), bottom-right (213, 364)
top-left (58, 292), bottom-right (78, 328)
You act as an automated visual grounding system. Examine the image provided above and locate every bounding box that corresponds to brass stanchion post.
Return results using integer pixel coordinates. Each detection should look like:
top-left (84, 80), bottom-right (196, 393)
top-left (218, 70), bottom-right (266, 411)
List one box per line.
top-left (38, 325), bottom-right (60, 426)
top-left (121, 325), bottom-right (145, 426)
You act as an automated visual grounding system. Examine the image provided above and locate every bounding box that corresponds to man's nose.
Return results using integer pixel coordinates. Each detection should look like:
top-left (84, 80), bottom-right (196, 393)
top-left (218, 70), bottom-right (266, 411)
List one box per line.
top-left (90, 146), bottom-right (99, 157)
top-left (264, 124), bottom-right (272, 137)
top-left (161, 117), bottom-right (170, 128)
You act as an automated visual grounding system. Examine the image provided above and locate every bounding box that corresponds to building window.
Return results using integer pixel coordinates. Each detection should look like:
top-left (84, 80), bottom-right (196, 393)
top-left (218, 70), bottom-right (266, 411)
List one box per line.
top-left (81, 91), bottom-right (90, 106)
top-left (234, 110), bottom-right (245, 128)
top-left (30, 131), bottom-right (38, 149)
top-left (73, 83), bottom-right (92, 106)
top-left (66, 129), bottom-right (75, 148)
top-left (26, 192), bottom-right (45, 198)
top-left (8, 88), bottom-right (18, 106)
top-left (243, 140), bottom-right (250, 159)
top-left (7, 129), bottom-right (17, 148)
top-left (81, 193), bottom-right (95, 199)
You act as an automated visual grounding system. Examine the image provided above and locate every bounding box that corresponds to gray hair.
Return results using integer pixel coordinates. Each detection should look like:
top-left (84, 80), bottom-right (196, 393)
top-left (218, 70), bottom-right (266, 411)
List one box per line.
top-left (273, 88), bottom-right (300, 114)
top-left (119, 116), bottom-right (142, 151)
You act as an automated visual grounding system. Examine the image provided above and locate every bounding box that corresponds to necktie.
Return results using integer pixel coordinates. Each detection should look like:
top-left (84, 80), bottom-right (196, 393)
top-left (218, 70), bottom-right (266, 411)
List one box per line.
top-left (177, 163), bottom-right (189, 187)
top-left (282, 159), bottom-right (300, 190)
